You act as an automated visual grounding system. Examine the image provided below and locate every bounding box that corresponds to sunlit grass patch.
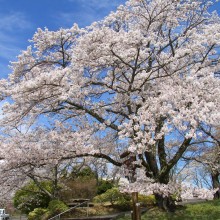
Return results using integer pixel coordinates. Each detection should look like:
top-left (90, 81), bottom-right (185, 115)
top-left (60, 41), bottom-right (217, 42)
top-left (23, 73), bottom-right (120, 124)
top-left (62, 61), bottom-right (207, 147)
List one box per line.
top-left (117, 200), bottom-right (220, 220)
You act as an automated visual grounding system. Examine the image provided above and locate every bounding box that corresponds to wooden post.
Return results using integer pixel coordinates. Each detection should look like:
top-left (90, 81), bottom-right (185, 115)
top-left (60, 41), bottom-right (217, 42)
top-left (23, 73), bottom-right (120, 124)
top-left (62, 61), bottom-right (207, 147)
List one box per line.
top-left (87, 200), bottom-right (89, 217)
top-left (120, 151), bottom-right (140, 220)
top-left (132, 192), bottom-right (141, 220)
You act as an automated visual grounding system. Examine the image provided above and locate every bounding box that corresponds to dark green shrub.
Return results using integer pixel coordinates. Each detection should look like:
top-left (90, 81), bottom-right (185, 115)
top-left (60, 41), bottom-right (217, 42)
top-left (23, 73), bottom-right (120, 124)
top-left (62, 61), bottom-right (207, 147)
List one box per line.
top-left (47, 199), bottom-right (68, 216)
top-left (116, 197), bottom-right (131, 211)
top-left (28, 200), bottom-right (68, 220)
top-left (28, 208), bottom-right (47, 220)
top-left (97, 179), bottom-right (114, 195)
top-left (93, 187), bottom-right (131, 210)
top-left (138, 194), bottom-right (156, 206)
top-left (94, 187), bottom-right (121, 205)
top-left (69, 166), bottom-right (97, 180)
top-left (13, 181), bottom-right (51, 214)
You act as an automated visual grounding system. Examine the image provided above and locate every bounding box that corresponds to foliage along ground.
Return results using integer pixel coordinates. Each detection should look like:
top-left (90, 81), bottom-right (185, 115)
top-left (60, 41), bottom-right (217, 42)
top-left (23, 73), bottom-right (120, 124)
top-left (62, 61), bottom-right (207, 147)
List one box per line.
top-left (118, 200), bottom-right (220, 220)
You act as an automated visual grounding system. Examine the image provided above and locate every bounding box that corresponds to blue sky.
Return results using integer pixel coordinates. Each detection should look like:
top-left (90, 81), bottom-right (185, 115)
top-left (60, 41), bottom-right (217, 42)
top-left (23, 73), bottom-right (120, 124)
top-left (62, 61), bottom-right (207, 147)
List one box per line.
top-left (0, 0), bottom-right (126, 78)
top-left (0, 0), bottom-right (220, 79)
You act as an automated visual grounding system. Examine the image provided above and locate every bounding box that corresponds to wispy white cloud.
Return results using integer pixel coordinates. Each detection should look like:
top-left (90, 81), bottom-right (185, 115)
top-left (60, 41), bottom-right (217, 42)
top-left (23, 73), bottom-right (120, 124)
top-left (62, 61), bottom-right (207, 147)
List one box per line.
top-left (0, 12), bottom-right (33, 77)
top-left (0, 12), bottom-right (32, 32)
top-left (0, 31), bottom-right (16, 43)
top-left (68, 0), bottom-right (122, 9)
top-left (56, 11), bottom-right (98, 28)
top-left (0, 43), bottom-right (20, 60)
top-left (0, 40), bottom-right (20, 76)
top-left (0, 62), bottom-right (11, 78)
top-left (56, 0), bottom-right (125, 28)
top-left (56, 12), bottom-right (79, 26)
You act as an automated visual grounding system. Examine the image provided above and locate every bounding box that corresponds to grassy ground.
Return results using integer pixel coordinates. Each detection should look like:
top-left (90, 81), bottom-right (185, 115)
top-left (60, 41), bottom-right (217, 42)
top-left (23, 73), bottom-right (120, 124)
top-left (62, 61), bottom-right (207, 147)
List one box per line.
top-left (63, 204), bottom-right (121, 218)
top-left (118, 200), bottom-right (220, 220)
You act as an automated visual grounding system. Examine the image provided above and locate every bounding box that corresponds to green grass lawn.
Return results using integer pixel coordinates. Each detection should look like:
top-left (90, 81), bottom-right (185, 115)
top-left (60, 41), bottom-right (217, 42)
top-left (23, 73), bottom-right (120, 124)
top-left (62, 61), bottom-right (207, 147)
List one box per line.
top-left (118, 200), bottom-right (220, 220)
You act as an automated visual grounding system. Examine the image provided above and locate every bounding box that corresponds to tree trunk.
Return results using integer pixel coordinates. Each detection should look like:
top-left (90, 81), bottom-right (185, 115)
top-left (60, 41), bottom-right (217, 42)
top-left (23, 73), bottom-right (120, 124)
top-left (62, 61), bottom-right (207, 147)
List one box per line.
top-left (52, 164), bottom-right (60, 199)
top-left (211, 172), bottom-right (220, 199)
top-left (154, 194), bottom-right (176, 212)
top-left (131, 192), bottom-right (141, 220)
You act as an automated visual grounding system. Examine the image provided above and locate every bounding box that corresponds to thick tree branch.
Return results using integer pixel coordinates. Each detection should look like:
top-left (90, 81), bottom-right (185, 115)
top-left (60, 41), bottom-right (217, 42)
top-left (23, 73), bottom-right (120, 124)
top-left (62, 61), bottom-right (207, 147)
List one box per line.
top-left (63, 153), bottom-right (122, 167)
top-left (66, 100), bottom-right (119, 131)
top-left (159, 138), bottom-right (192, 181)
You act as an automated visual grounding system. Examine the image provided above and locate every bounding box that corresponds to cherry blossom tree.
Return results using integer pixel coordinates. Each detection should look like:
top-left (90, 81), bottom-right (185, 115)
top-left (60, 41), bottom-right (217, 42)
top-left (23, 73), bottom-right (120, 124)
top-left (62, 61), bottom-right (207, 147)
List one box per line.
top-left (182, 125), bottom-right (220, 199)
top-left (0, 123), bottom-right (119, 200)
top-left (200, 126), bottom-right (220, 199)
top-left (1, 0), bottom-right (220, 211)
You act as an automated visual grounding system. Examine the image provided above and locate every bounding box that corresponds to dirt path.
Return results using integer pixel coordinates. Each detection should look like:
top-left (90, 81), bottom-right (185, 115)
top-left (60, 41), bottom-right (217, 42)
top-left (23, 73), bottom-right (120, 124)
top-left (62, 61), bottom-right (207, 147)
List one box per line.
top-left (10, 215), bottom-right (27, 220)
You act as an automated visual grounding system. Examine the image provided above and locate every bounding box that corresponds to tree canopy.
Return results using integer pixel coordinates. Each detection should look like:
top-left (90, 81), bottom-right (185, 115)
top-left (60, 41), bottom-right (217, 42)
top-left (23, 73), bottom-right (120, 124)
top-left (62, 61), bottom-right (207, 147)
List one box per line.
top-left (0, 0), bottom-right (220, 211)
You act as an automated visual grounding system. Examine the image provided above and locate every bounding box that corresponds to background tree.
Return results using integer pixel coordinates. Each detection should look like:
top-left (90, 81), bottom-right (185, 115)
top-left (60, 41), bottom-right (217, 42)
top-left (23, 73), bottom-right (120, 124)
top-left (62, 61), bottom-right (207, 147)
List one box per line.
top-left (60, 166), bottom-right (98, 201)
top-left (13, 181), bottom-right (52, 214)
top-left (182, 125), bottom-right (220, 199)
top-left (0, 0), bottom-right (220, 211)
top-left (0, 125), bottom-right (118, 203)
